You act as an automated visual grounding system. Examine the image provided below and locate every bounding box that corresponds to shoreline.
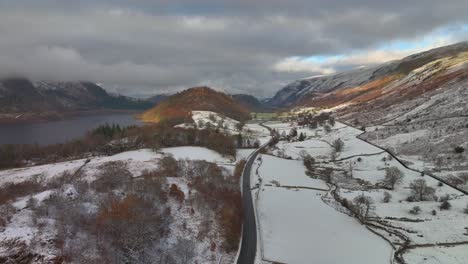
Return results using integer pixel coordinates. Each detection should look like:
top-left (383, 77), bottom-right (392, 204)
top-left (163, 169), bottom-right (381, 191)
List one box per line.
top-left (0, 109), bottom-right (143, 125)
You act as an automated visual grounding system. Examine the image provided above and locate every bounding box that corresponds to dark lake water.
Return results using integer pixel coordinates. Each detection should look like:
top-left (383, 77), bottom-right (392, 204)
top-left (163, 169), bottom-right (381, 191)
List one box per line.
top-left (0, 113), bottom-right (142, 146)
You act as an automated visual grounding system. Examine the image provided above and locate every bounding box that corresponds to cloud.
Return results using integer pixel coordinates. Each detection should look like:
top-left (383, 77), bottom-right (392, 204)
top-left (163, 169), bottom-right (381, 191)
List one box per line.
top-left (273, 33), bottom-right (462, 74)
top-left (273, 57), bottom-right (336, 74)
top-left (0, 1), bottom-right (467, 97)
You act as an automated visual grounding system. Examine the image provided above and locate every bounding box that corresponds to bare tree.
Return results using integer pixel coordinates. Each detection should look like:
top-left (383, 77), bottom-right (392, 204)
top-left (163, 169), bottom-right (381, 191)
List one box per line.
top-left (382, 192), bottom-right (392, 203)
top-left (384, 166), bottom-right (404, 189)
top-left (409, 179), bottom-right (436, 201)
top-left (332, 138), bottom-right (344, 153)
top-left (346, 161), bottom-right (354, 178)
top-left (197, 119), bottom-right (204, 128)
top-left (235, 121), bottom-right (245, 131)
top-left (352, 194), bottom-right (375, 220)
top-left (328, 116), bottom-right (336, 127)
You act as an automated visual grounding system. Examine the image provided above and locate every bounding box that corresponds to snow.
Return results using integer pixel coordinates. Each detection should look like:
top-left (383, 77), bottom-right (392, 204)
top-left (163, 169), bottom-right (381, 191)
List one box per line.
top-left (258, 120), bottom-right (468, 262)
top-left (404, 245), bottom-right (468, 264)
top-left (251, 136), bottom-right (392, 263)
top-left (161, 146), bottom-right (232, 163)
top-left (0, 159), bottom-right (87, 187)
top-left (257, 154), bottom-right (328, 189)
top-left (320, 125), bottom-right (383, 158)
top-left (0, 210), bottom-right (37, 245)
top-left (191, 110), bottom-right (239, 133)
top-left (0, 144), bottom-right (244, 263)
top-left (275, 139), bottom-right (331, 160)
top-left (374, 129), bottom-right (430, 147)
top-left (257, 188), bottom-right (392, 264)
top-left (13, 190), bottom-right (54, 209)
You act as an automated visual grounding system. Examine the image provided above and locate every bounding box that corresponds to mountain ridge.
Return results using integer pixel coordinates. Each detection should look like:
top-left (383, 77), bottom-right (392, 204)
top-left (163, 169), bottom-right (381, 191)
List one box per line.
top-left (268, 41), bottom-right (468, 108)
top-left (0, 78), bottom-right (153, 121)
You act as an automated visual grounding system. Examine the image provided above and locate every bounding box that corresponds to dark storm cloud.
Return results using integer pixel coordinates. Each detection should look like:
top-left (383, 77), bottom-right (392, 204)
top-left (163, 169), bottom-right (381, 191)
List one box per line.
top-left (0, 0), bottom-right (467, 97)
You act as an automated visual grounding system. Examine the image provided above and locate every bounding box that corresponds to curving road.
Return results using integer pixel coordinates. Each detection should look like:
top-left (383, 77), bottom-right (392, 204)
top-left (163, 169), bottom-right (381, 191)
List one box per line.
top-left (237, 123), bottom-right (277, 264)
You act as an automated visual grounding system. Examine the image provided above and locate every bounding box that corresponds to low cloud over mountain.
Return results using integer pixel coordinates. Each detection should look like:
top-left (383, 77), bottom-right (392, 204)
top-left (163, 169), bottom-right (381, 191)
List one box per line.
top-left (0, 1), bottom-right (467, 97)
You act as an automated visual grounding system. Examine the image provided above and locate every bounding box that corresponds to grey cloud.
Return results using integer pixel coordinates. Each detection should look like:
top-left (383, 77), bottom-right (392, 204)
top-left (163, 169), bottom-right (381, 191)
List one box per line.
top-left (0, 1), bottom-right (467, 97)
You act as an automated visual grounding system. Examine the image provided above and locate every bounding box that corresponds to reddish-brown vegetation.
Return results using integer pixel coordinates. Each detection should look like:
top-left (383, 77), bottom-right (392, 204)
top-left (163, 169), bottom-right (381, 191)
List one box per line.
top-left (297, 75), bottom-right (398, 108)
top-left (169, 184), bottom-right (185, 203)
top-left (140, 86), bottom-right (250, 124)
top-left (234, 159), bottom-right (247, 180)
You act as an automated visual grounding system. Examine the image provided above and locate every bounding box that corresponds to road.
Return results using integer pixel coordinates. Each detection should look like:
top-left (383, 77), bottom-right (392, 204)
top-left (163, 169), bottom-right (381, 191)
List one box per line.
top-left (237, 123), bottom-right (276, 264)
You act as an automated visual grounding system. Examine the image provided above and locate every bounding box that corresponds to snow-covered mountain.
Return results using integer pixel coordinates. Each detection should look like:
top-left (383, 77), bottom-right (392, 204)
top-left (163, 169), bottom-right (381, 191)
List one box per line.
top-left (0, 78), bottom-right (152, 116)
top-left (268, 41), bottom-right (468, 108)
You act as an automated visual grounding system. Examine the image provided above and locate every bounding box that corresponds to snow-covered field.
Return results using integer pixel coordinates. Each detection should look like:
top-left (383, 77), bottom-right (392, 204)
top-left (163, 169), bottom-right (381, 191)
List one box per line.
top-left (257, 155), bottom-right (328, 189)
top-left (251, 153), bottom-right (392, 264)
top-left (258, 187), bottom-right (392, 264)
top-left (252, 121), bottom-right (468, 263)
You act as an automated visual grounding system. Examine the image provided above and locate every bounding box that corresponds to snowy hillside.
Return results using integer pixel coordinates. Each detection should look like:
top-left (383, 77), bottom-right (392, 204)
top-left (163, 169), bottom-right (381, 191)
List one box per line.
top-left (268, 41), bottom-right (468, 108)
top-left (0, 147), bottom-right (245, 263)
top-left (248, 119), bottom-right (468, 264)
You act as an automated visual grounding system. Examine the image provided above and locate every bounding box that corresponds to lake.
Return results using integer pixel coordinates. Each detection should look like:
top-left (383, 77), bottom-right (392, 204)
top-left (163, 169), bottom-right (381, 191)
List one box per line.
top-left (0, 113), bottom-right (142, 146)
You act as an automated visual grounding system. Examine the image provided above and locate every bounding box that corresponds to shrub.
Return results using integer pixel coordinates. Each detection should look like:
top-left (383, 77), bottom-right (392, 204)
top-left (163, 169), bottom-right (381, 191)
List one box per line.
top-left (406, 196), bottom-right (416, 202)
top-left (454, 146), bottom-right (465, 154)
top-left (409, 206), bottom-right (421, 215)
top-left (169, 184), bottom-right (185, 203)
top-left (431, 210), bottom-right (437, 216)
top-left (303, 154), bottom-right (315, 172)
top-left (382, 192), bottom-right (392, 203)
top-left (332, 138), bottom-right (345, 152)
top-left (0, 178), bottom-right (44, 205)
top-left (91, 161), bottom-right (132, 193)
top-left (464, 204), bottom-right (468, 214)
top-left (159, 156), bottom-right (180, 177)
top-left (440, 200), bottom-right (451, 210)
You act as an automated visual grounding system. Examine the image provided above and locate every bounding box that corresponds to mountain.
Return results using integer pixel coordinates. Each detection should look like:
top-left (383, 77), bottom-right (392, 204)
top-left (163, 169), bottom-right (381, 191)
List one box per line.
top-left (147, 94), bottom-right (170, 105)
top-left (269, 41), bottom-right (468, 108)
top-left (140, 86), bottom-right (250, 124)
top-left (232, 94), bottom-right (265, 111)
top-left (272, 41), bottom-right (468, 188)
top-left (0, 78), bottom-right (153, 118)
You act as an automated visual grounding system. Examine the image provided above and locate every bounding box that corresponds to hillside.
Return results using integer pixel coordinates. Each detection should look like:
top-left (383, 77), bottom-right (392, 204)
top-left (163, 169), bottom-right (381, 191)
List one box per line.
top-left (232, 94), bottom-right (265, 111)
top-left (140, 86), bottom-right (251, 124)
top-left (273, 41), bottom-right (468, 192)
top-left (0, 78), bottom-right (152, 120)
top-left (269, 41), bottom-right (468, 108)
top-left (146, 94), bottom-right (170, 105)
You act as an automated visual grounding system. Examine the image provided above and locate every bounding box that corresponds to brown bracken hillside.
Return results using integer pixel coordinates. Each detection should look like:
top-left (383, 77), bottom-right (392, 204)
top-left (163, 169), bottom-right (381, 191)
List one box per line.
top-left (140, 86), bottom-right (250, 124)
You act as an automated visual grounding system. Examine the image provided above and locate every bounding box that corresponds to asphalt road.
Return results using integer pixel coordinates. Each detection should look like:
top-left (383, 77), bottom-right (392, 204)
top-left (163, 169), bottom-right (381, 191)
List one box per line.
top-left (237, 123), bottom-right (276, 264)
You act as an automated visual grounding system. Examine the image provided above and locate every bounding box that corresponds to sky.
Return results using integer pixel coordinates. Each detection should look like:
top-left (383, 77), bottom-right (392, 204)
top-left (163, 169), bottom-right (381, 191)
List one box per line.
top-left (0, 1), bottom-right (467, 98)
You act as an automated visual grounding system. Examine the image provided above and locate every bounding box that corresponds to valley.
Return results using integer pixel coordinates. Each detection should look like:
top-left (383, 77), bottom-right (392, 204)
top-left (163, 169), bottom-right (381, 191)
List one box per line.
top-left (1, 42), bottom-right (468, 263)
